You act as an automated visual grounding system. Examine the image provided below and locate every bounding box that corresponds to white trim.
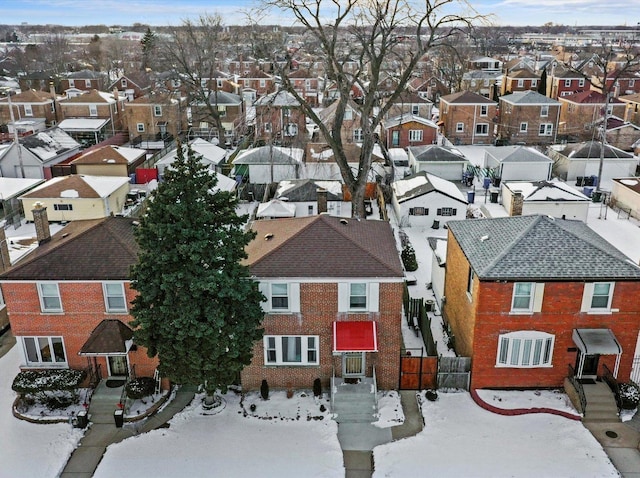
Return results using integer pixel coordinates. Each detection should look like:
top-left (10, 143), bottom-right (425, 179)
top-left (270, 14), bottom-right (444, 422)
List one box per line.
top-left (263, 335), bottom-right (319, 366)
top-left (37, 282), bottom-right (62, 313)
top-left (496, 331), bottom-right (555, 368)
top-left (21, 336), bottom-right (68, 367)
top-left (103, 281), bottom-right (128, 313)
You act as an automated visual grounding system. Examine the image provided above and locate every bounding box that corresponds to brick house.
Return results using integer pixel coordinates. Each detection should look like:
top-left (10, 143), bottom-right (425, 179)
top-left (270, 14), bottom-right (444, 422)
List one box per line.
top-left (108, 72), bottom-right (152, 101)
top-left (558, 90), bottom-right (626, 141)
top-left (238, 69), bottom-right (276, 102)
top-left (0, 89), bottom-right (58, 127)
top-left (438, 91), bottom-right (498, 145)
top-left (254, 90), bottom-right (307, 147)
top-left (546, 63), bottom-right (589, 99)
top-left (383, 114), bottom-right (438, 149)
top-left (190, 91), bottom-right (245, 145)
top-left (497, 91), bottom-right (561, 145)
top-left (240, 214), bottom-right (404, 391)
top-left (383, 91), bottom-right (433, 120)
top-left (284, 69), bottom-right (320, 107)
top-left (0, 213), bottom-right (164, 388)
top-left (442, 214), bottom-right (640, 390)
top-left (59, 70), bottom-right (107, 93)
top-left (124, 91), bottom-right (187, 141)
top-left (502, 59), bottom-right (540, 94)
top-left (460, 70), bottom-right (502, 99)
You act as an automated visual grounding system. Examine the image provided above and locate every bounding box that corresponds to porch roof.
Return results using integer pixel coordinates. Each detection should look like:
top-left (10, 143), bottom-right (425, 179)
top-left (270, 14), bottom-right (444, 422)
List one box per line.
top-left (333, 321), bottom-right (378, 352)
top-left (572, 328), bottom-right (622, 356)
top-left (79, 319), bottom-right (134, 355)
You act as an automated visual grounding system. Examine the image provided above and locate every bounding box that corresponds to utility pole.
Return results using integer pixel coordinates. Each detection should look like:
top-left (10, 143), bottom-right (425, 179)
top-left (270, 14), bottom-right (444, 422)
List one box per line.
top-left (596, 90), bottom-right (610, 194)
top-left (6, 91), bottom-right (25, 178)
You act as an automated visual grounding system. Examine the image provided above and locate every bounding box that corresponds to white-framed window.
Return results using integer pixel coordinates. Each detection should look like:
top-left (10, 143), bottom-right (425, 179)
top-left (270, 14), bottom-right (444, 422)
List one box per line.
top-left (338, 282), bottom-right (379, 313)
top-left (412, 105), bottom-right (420, 115)
top-left (69, 79), bottom-right (75, 88)
top-left (200, 79), bottom-right (207, 88)
top-left (538, 123), bottom-right (553, 136)
top-left (85, 79), bottom-right (92, 88)
top-left (579, 78), bottom-right (585, 87)
top-left (259, 281), bottom-right (300, 313)
top-left (103, 282), bottom-right (127, 312)
top-left (37, 283), bottom-right (62, 313)
top-left (630, 79), bottom-right (635, 88)
top-left (519, 122), bottom-right (528, 133)
top-left (480, 105), bottom-right (488, 116)
top-left (456, 122), bottom-right (464, 133)
top-left (270, 283), bottom-right (289, 310)
top-left (24, 104), bottom-right (33, 117)
top-left (540, 105), bottom-right (549, 117)
top-left (153, 105), bottom-right (162, 116)
top-left (121, 79), bottom-right (127, 87)
top-left (307, 204), bottom-right (314, 215)
top-left (264, 122), bottom-right (272, 133)
top-left (50, 102), bottom-right (55, 113)
top-left (437, 207), bottom-right (457, 216)
top-left (409, 130), bottom-right (423, 142)
top-left (89, 104), bottom-right (98, 116)
top-left (22, 336), bottom-right (67, 366)
top-left (264, 335), bottom-right (319, 365)
top-left (260, 79), bottom-right (266, 88)
top-left (137, 123), bottom-right (145, 132)
top-left (244, 79), bottom-right (250, 88)
top-left (531, 79), bottom-right (538, 87)
top-left (475, 123), bottom-right (489, 136)
top-left (349, 283), bottom-right (367, 309)
top-left (53, 204), bottom-right (73, 211)
top-left (564, 79), bottom-right (572, 87)
top-left (217, 79), bottom-right (223, 88)
top-left (285, 123), bottom-right (298, 136)
top-left (581, 282), bottom-right (614, 312)
top-left (217, 106), bottom-right (226, 118)
top-left (466, 267), bottom-right (475, 300)
top-left (511, 282), bottom-right (534, 312)
top-left (517, 79), bottom-right (524, 88)
top-left (496, 331), bottom-right (554, 367)
top-left (353, 129), bottom-right (364, 142)
top-left (344, 109), bottom-right (353, 120)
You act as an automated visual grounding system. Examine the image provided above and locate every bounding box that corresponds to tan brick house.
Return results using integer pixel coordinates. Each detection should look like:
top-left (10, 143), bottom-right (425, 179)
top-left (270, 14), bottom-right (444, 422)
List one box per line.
top-left (497, 91), bottom-right (561, 145)
top-left (0, 89), bottom-right (58, 127)
top-left (558, 90), bottom-right (626, 141)
top-left (438, 91), bottom-right (498, 145)
top-left (443, 215), bottom-right (640, 390)
top-left (57, 90), bottom-right (126, 144)
top-left (241, 214), bottom-right (404, 391)
top-left (124, 91), bottom-right (187, 141)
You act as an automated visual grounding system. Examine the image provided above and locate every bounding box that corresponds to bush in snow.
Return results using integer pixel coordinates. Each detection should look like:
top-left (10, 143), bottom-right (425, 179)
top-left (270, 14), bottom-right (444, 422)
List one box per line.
top-left (125, 377), bottom-right (156, 399)
top-left (260, 379), bottom-right (269, 400)
top-left (620, 381), bottom-right (640, 409)
top-left (401, 244), bottom-right (418, 272)
top-left (313, 378), bottom-right (322, 397)
top-left (12, 369), bottom-right (86, 410)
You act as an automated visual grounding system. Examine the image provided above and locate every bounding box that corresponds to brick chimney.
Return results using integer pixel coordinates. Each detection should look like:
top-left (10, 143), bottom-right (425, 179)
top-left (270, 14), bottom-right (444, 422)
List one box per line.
top-left (0, 221), bottom-right (11, 273)
top-left (510, 191), bottom-right (524, 216)
top-left (317, 188), bottom-right (328, 214)
top-left (32, 202), bottom-right (51, 245)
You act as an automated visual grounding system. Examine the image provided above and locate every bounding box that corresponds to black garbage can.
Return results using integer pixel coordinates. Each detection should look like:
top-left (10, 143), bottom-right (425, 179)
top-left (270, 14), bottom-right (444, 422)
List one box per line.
top-left (76, 410), bottom-right (88, 428)
top-left (490, 190), bottom-right (499, 203)
top-left (114, 409), bottom-right (124, 428)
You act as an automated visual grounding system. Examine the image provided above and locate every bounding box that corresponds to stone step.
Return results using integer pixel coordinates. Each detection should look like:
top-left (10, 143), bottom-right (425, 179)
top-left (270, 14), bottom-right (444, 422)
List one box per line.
top-left (583, 411), bottom-right (620, 423)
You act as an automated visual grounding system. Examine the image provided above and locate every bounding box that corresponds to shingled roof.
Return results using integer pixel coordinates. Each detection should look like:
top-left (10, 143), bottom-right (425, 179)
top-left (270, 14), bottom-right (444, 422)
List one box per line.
top-left (245, 215), bottom-right (403, 279)
top-left (0, 217), bottom-right (139, 281)
top-left (447, 215), bottom-right (640, 281)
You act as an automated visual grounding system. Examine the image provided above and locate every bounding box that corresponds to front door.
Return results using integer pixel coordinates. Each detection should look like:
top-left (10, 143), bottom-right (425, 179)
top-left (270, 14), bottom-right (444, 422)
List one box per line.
top-left (342, 352), bottom-right (365, 378)
top-left (108, 356), bottom-right (129, 377)
top-left (576, 352), bottom-right (599, 379)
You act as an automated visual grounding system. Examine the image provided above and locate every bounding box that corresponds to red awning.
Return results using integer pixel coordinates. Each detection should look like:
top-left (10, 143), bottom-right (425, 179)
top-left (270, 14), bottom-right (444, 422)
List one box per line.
top-left (333, 321), bottom-right (378, 352)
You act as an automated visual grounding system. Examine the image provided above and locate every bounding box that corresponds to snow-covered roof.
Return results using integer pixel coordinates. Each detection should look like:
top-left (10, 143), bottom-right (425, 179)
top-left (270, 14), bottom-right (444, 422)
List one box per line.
top-left (233, 146), bottom-right (304, 165)
top-left (256, 199), bottom-right (296, 218)
top-left (58, 118), bottom-right (110, 131)
top-left (392, 171), bottom-right (467, 203)
top-left (504, 180), bottom-right (590, 202)
top-left (23, 175), bottom-right (129, 199)
top-left (20, 128), bottom-right (81, 161)
top-left (0, 177), bottom-right (45, 199)
top-left (156, 138), bottom-right (227, 167)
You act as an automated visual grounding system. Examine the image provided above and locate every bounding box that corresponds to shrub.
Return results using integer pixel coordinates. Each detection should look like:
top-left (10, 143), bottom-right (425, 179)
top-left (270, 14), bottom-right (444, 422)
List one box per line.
top-left (12, 369), bottom-right (86, 395)
top-left (313, 378), bottom-right (322, 397)
top-left (620, 381), bottom-right (640, 409)
top-left (401, 244), bottom-right (418, 272)
top-left (125, 377), bottom-right (156, 399)
top-left (260, 379), bottom-right (269, 400)
top-left (44, 393), bottom-right (76, 410)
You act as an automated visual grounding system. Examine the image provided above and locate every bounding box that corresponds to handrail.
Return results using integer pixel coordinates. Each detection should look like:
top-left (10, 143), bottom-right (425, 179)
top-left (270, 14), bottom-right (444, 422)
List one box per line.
top-left (330, 367), bottom-right (335, 413)
top-left (118, 365), bottom-right (136, 414)
top-left (602, 364), bottom-right (622, 411)
top-left (567, 364), bottom-right (587, 413)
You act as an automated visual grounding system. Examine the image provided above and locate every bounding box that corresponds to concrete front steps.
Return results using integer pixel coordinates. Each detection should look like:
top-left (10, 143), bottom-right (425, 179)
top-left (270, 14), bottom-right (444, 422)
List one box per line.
top-left (582, 381), bottom-right (620, 423)
top-left (332, 378), bottom-right (377, 423)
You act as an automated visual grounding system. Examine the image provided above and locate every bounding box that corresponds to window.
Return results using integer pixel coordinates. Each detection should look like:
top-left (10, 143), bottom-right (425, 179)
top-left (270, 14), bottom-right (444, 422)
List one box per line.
top-left (89, 104), bottom-right (98, 116)
top-left (630, 79), bottom-right (635, 88)
top-left (243, 79), bottom-right (250, 87)
top-left (172, 79), bottom-right (181, 88)
top-left (582, 282), bottom-right (614, 311)
top-left (121, 79), bottom-right (127, 87)
top-left (217, 79), bottom-right (223, 88)
top-left (531, 79), bottom-right (538, 87)
top-left (53, 204), bottom-right (73, 211)
top-left (85, 79), bottom-right (92, 88)
top-left (456, 122), bottom-right (464, 133)
top-left (409, 130), bottom-right (423, 142)
top-left (307, 205), bottom-right (314, 215)
top-left (511, 282), bottom-right (534, 312)
top-left (353, 129), bottom-right (364, 142)
top-left (538, 123), bottom-right (553, 136)
top-left (37, 283), bottom-right (62, 312)
top-left (496, 332), bottom-right (554, 367)
top-left (285, 123), bottom-right (298, 136)
top-left (480, 105), bottom-right (488, 116)
top-left (201, 79), bottom-right (207, 88)
top-left (264, 336), bottom-right (319, 365)
top-left (350, 283), bottom-right (367, 309)
top-left (519, 122), bottom-right (528, 133)
top-left (564, 79), bottom-right (572, 88)
top-left (260, 79), bottom-right (266, 88)
top-left (540, 105), bottom-right (549, 117)
top-left (437, 207), bottom-right (457, 216)
top-left (271, 283), bottom-right (289, 310)
top-left (475, 123), bottom-right (489, 136)
top-left (264, 122), bottom-right (272, 133)
top-left (412, 105), bottom-right (420, 115)
top-left (606, 104), bottom-right (613, 115)
top-left (24, 104), bottom-right (33, 117)
top-left (104, 282), bottom-right (127, 312)
top-left (344, 109), bottom-right (353, 120)
top-left (69, 79), bottom-right (75, 88)
top-left (466, 267), bottom-right (475, 299)
top-left (517, 79), bottom-right (524, 88)
top-left (153, 105), bottom-right (162, 116)
top-left (409, 207), bottom-right (428, 216)
top-left (137, 123), bottom-right (145, 132)
top-left (217, 106), bottom-right (226, 118)
top-left (579, 79), bottom-right (585, 87)
top-left (23, 337), bottom-right (67, 366)
top-left (50, 102), bottom-right (55, 113)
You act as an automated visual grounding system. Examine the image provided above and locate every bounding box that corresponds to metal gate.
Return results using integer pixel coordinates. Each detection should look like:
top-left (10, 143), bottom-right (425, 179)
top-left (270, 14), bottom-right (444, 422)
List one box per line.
top-left (631, 356), bottom-right (640, 383)
top-left (437, 356), bottom-right (471, 390)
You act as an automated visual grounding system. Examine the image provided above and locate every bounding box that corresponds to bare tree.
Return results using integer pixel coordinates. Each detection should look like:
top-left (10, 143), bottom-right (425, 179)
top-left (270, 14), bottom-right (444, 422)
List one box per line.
top-left (263, 0), bottom-right (485, 217)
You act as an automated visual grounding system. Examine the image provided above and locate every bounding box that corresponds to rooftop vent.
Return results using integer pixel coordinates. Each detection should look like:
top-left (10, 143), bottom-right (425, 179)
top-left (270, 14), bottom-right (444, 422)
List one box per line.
top-left (480, 235), bottom-right (489, 242)
top-left (340, 219), bottom-right (348, 225)
top-left (264, 233), bottom-right (274, 240)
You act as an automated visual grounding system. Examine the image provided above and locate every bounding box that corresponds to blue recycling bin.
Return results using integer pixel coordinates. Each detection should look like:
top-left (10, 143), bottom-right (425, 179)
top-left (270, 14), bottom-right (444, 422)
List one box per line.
top-left (467, 190), bottom-right (475, 204)
top-left (583, 187), bottom-right (593, 197)
top-left (483, 177), bottom-right (491, 189)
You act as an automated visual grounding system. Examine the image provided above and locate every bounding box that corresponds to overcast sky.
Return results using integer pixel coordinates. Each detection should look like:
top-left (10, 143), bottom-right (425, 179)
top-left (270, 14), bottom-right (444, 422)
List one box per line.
top-left (3, 0), bottom-right (640, 28)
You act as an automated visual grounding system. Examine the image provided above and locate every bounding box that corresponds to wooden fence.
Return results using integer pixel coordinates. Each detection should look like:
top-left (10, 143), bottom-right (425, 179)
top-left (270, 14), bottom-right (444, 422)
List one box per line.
top-left (399, 349), bottom-right (437, 390)
top-left (437, 356), bottom-right (471, 390)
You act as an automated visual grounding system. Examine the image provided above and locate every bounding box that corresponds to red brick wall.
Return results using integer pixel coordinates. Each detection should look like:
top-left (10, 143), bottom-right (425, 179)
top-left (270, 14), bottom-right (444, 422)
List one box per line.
top-left (241, 281), bottom-right (403, 392)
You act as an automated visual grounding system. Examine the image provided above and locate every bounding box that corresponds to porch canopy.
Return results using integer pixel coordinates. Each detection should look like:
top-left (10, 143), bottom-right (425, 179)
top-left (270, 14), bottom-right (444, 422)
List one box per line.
top-left (79, 319), bottom-right (134, 355)
top-left (333, 321), bottom-right (378, 352)
top-left (572, 328), bottom-right (622, 377)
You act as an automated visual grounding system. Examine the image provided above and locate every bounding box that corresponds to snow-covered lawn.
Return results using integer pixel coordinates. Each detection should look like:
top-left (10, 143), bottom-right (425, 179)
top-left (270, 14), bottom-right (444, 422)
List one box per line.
top-left (0, 347), bottom-right (84, 478)
top-left (373, 391), bottom-right (618, 478)
top-left (93, 390), bottom-right (345, 478)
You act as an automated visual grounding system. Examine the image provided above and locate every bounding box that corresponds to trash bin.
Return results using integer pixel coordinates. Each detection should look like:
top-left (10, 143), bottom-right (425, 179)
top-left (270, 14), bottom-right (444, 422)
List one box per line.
top-left (592, 191), bottom-right (602, 203)
top-left (467, 190), bottom-right (475, 204)
top-left (483, 177), bottom-right (491, 189)
top-left (490, 190), bottom-right (499, 203)
top-left (582, 187), bottom-right (593, 197)
top-left (76, 410), bottom-right (88, 428)
top-left (114, 409), bottom-right (124, 428)
top-left (425, 299), bottom-right (435, 312)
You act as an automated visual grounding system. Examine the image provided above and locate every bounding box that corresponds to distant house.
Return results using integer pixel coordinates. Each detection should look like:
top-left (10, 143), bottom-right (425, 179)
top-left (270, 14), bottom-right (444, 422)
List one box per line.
top-left (497, 91), bottom-right (561, 146)
top-left (274, 179), bottom-right (351, 218)
top-left (256, 199), bottom-right (296, 219)
top-left (391, 171), bottom-right (467, 228)
top-left (501, 59), bottom-right (540, 94)
top-left (238, 69), bottom-right (276, 102)
top-left (124, 91), bottom-right (187, 144)
top-left (155, 138), bottom-right (227, 179)
top-left (383, 91), bottom-right (433, 120)
top-left (501, 180), bottom-right (591, 222)
top-left (460, 70), bottom-right (502, 99)
top-left (546, 63), bottom-right (589, 99)
top-left (108, 72), bottom-right (151, 101)
top-left (438, 91), bottom-right (497, 145)
top-left (20, 174), bottom-right (130, 221)
top-left (253, 90), bottom-right (307, 146)
top-left (0, 177), bottom-right (45, 226)
top-left (304, 142), bottom-right (388, 183)
top-left (0, 127), bottom-right (81, 179)
top-left (407, 145), bottom-right (469, 181)
top-left (0, 89), bottom-right (58, 127)
top-left (383, 114), bottom-right (438, 149)
top-left (285, 69), bottom-right (320, 107)
top-left (601, 116), bottom-right (640, 152)
top-left (483, 145), bottom-right (553, 182)
top-left (558, 90), bottom-right (626, 141)
top-left (443, 214), bottom-right (640, 390)
top-left (314, 99), bottom-right (364, 144)
top-left (232, 146), bottom-right (304, 186)
top-left (71, 145), bottom-right (146, 177)
top-left (59, 70), bottom-right (107, 93)
top-left (190, 91), bottom-right (245, 145)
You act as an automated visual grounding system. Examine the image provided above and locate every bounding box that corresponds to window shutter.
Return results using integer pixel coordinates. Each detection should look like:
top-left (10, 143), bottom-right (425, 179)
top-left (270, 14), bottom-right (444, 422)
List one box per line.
top-left (369, 283), bottom-right (379, 312)
top-left (453, 208), bottom-right (457, 215)
top-left (437, 208), bottom-right (442, 216)
top-left (290, 282), bottom-right (301, 313)
top-left (533, 283), bottom-right (544, 312)
top-left (338, 283), bottom-right (349, 312)
top-left (580, 283), bottom-right (594, 312)
top-left (409, 208), bottom-right (414, 215)
top-left (258, 281), bottom-right (270, 312)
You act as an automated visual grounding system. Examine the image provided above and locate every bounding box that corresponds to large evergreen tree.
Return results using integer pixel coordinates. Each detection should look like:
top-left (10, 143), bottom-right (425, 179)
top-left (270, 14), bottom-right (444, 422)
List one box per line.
top-left (130, 142), bottom-right (264, 404)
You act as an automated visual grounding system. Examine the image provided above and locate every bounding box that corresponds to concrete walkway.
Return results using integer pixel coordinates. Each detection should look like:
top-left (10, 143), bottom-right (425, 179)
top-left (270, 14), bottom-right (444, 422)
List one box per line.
top-left (340, 390), bottom-right (424, 478)
top-left (59, 384), bottom-right (197, 478)
top-left (586, 420), bottom-right (640, 478)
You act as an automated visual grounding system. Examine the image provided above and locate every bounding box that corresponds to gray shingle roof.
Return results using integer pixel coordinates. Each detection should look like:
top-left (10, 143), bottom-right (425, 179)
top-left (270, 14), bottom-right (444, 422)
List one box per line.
top-left (409, 145), bottom-right (467, 163)
top-left (484, 145), bottom-right (552, 163)
top-left (499, 91), bottom-right (560, 105)
top-left (447, 215), bottom-right (640, 281)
